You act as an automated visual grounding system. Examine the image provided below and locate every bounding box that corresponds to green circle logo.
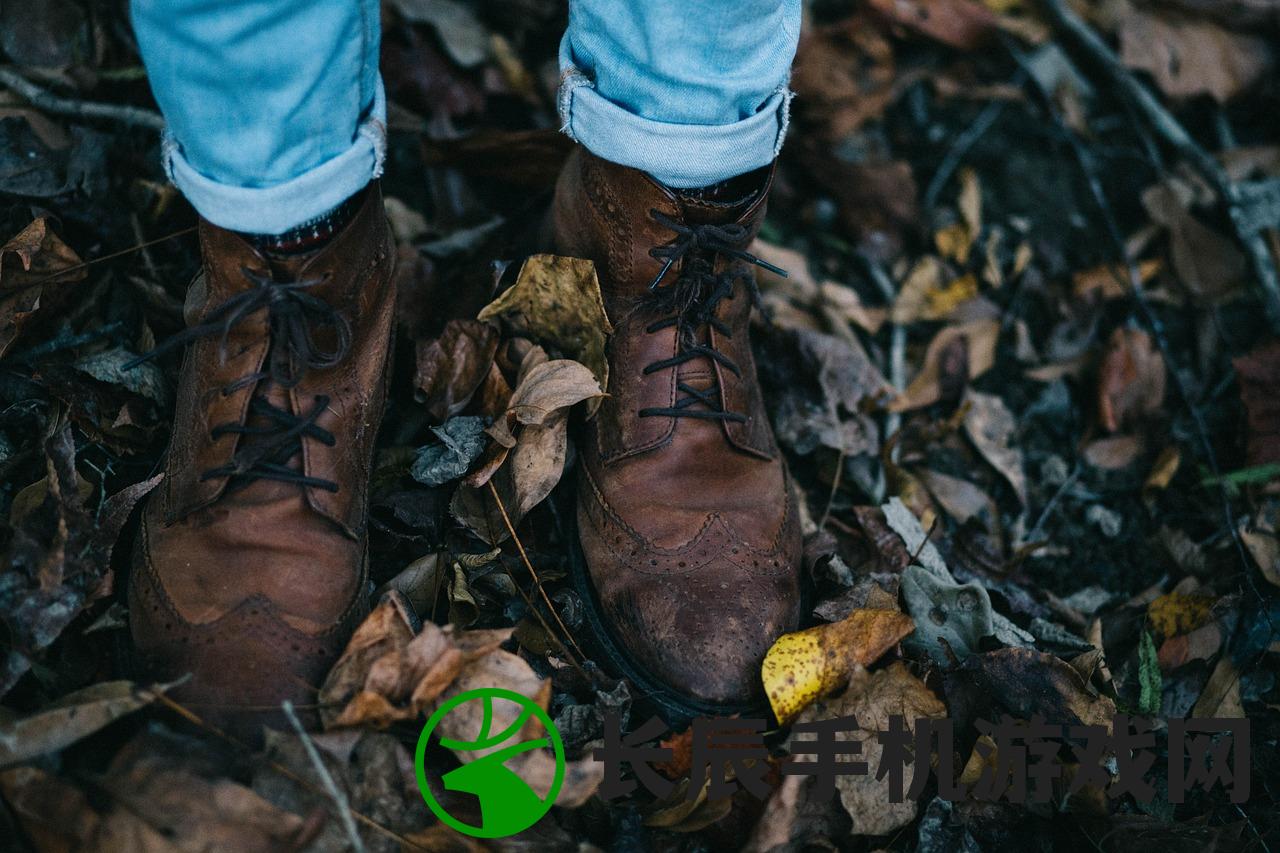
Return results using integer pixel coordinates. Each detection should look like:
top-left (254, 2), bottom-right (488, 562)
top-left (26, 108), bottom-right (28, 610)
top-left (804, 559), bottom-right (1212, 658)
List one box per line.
top-left (414, 687), bottom-right (565, 838)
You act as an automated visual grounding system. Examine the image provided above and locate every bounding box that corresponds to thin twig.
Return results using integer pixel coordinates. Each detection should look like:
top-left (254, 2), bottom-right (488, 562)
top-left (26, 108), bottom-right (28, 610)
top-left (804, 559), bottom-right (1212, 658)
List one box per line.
top-left (486, 481), bottom-right (593, 676)
top-left (2, 226), bottom-right (198, 295)
top-left (0, 66), bottom-right (165, 130)
top-left (149, 692), bottom-right (430, 852)
top-left (281, 700), bottom-right (368, 853)
top-left (861, 254), bottom-right (905, 466)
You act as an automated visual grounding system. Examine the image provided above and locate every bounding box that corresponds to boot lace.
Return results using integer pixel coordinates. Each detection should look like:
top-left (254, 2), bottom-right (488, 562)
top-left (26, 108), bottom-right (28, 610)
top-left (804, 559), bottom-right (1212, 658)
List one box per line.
top-left (125, 266), bottom-right (351, 491)
top-left (638, 210), bottom-right (785, 422)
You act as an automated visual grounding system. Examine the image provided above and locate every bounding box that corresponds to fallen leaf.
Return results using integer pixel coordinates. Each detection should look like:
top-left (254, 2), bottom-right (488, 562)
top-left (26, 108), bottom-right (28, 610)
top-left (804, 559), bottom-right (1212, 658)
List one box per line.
top-left (414, 319), bottom-right (500, 422)
top-left (1119, 9), bottom-right (1273, 102)
top-left (0, 217), bottom-right (86, 358)
top-left (410, 416), bottom-right (489, 486)
top-left (918, 468), bottom-right (998, 525)
top-left (787, 662), bottom-right (945, 835)
top-left (1141, 179), bottom-right (1247, 300)
top-left (1083, 434), bottom-right (1144, 470)
top-left (963, 389), bottom-right (1028, 506)
top-left (891, 319), bottom-right (999, 411)
top-left (319, 593), bottom-right (504, 729)
top-left (948, 647), bottom-right (1117, 729)
top-left (1097, 327), bottom-right (1165, 433)
top-left (452, 358), bottom-right (603, 543)
top-left (791, 17), bottom-right (898, 142)
top-left (1147, 592), bottom-right (1215, 639)
top-left (762, 608), bottom-right (915, 724)
top-left (0, 680), bottom-right (173, 768)
top-left (477, 255), bottom-right (613, 411)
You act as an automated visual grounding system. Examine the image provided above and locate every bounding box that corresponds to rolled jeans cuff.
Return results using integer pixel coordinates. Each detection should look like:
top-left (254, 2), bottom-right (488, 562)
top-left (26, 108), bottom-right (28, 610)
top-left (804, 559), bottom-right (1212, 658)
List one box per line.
top-left (557, 60), bottom-right (793, 190)
top-left (161, 79), bottom-right (387, 234)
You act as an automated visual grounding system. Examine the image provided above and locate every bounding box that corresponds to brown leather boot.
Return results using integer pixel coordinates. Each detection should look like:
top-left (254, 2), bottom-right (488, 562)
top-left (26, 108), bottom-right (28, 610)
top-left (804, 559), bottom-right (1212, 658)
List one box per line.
top-left (128, 185), bottom-right (395, 739)
top-left (552, 148), bottom-right (802, 719)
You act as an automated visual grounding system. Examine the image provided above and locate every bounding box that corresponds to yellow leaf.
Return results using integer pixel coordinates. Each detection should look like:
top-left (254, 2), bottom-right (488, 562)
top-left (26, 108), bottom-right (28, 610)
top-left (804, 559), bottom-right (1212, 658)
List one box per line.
top-left (1148, 592), bottom-right (1214, 639)
top-left (1143, 446), bottom-right (1181, 496)
top-left (934, 223), bottom-right (972, 264)
top-left (477, 254), bottom-right (614, 415)
top-left (762, 608), bottom-right (914, 724)
top-left (926, 274), bottom-right (979, 318)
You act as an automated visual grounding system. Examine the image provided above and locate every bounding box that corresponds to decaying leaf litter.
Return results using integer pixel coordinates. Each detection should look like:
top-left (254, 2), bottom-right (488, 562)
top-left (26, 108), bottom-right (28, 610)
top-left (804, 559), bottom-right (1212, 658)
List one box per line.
top-left (1, 0), bottom-right (1279, 850)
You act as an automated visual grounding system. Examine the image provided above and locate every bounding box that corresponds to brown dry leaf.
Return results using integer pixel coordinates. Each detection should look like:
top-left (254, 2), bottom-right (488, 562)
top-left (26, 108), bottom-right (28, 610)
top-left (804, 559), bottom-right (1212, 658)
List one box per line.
top-left (963, 389), bottom-right (1028, 506)
top-left (1158, 620), bottom-right (1223, 670)
top-left (865, 0), bottom-right (999, 49)
top-left (762, 608), bottom-right (916, 724)
top-left (1143, 445), bottom-right (1182, 496)
top-left (2, 730), bottom-right (323, 853)
top-left (950, 647), bottom-right (1116, 728)
top-left (1119, 9), bottom-right (1273, 102)
top-left (0, 766), bottom-right (102, 852)
top-left (0, 217), bottom-right (86, 358)
top-left (452, 358), bottom-right (603, 542)
top-left (1097, 327), bottom-right (1166, 433)
top-left (413, 318), bottom-right (500, 422)
top-left (1232, 338), bottom-right (1280, 465)
top-left (319, 593), bottom-right (506, 729)
top-left (1141, 180), bottom-right (1247, 300)
top-left (485, 358), bottom-right (603, 448)
top-left (918, 468), bottom-right (998, 524)
top-left (477, 254), bottom-right (613, 411)
top-left (0, 680), bottom-right (172, 768)
top-left (1083, 434), bottom-right (1144, 470)
top-left (891, 319), bottom-right (999, 411)
top-left (92, 734), bottom-right (323, 852)
top-left (787, 662), bottom-right (945, 834)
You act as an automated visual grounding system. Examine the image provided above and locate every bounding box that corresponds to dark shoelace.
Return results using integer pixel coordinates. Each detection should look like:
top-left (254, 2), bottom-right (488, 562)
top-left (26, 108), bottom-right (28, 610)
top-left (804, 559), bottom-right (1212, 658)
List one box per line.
top-left (638, 210), bottom-right (786, 422)
top-left (125, 266), bottom-right (351, 491)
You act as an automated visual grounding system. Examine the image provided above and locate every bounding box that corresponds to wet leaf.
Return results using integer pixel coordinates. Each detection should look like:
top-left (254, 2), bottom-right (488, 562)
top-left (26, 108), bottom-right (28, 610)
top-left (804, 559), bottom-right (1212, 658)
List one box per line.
top-left (762, 608), bottom-right (915, 724)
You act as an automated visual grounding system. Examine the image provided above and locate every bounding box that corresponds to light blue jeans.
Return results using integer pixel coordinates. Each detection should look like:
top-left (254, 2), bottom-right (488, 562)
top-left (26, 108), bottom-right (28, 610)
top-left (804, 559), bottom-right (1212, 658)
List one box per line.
top-left (131, 0), bottom-right (800, 234)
